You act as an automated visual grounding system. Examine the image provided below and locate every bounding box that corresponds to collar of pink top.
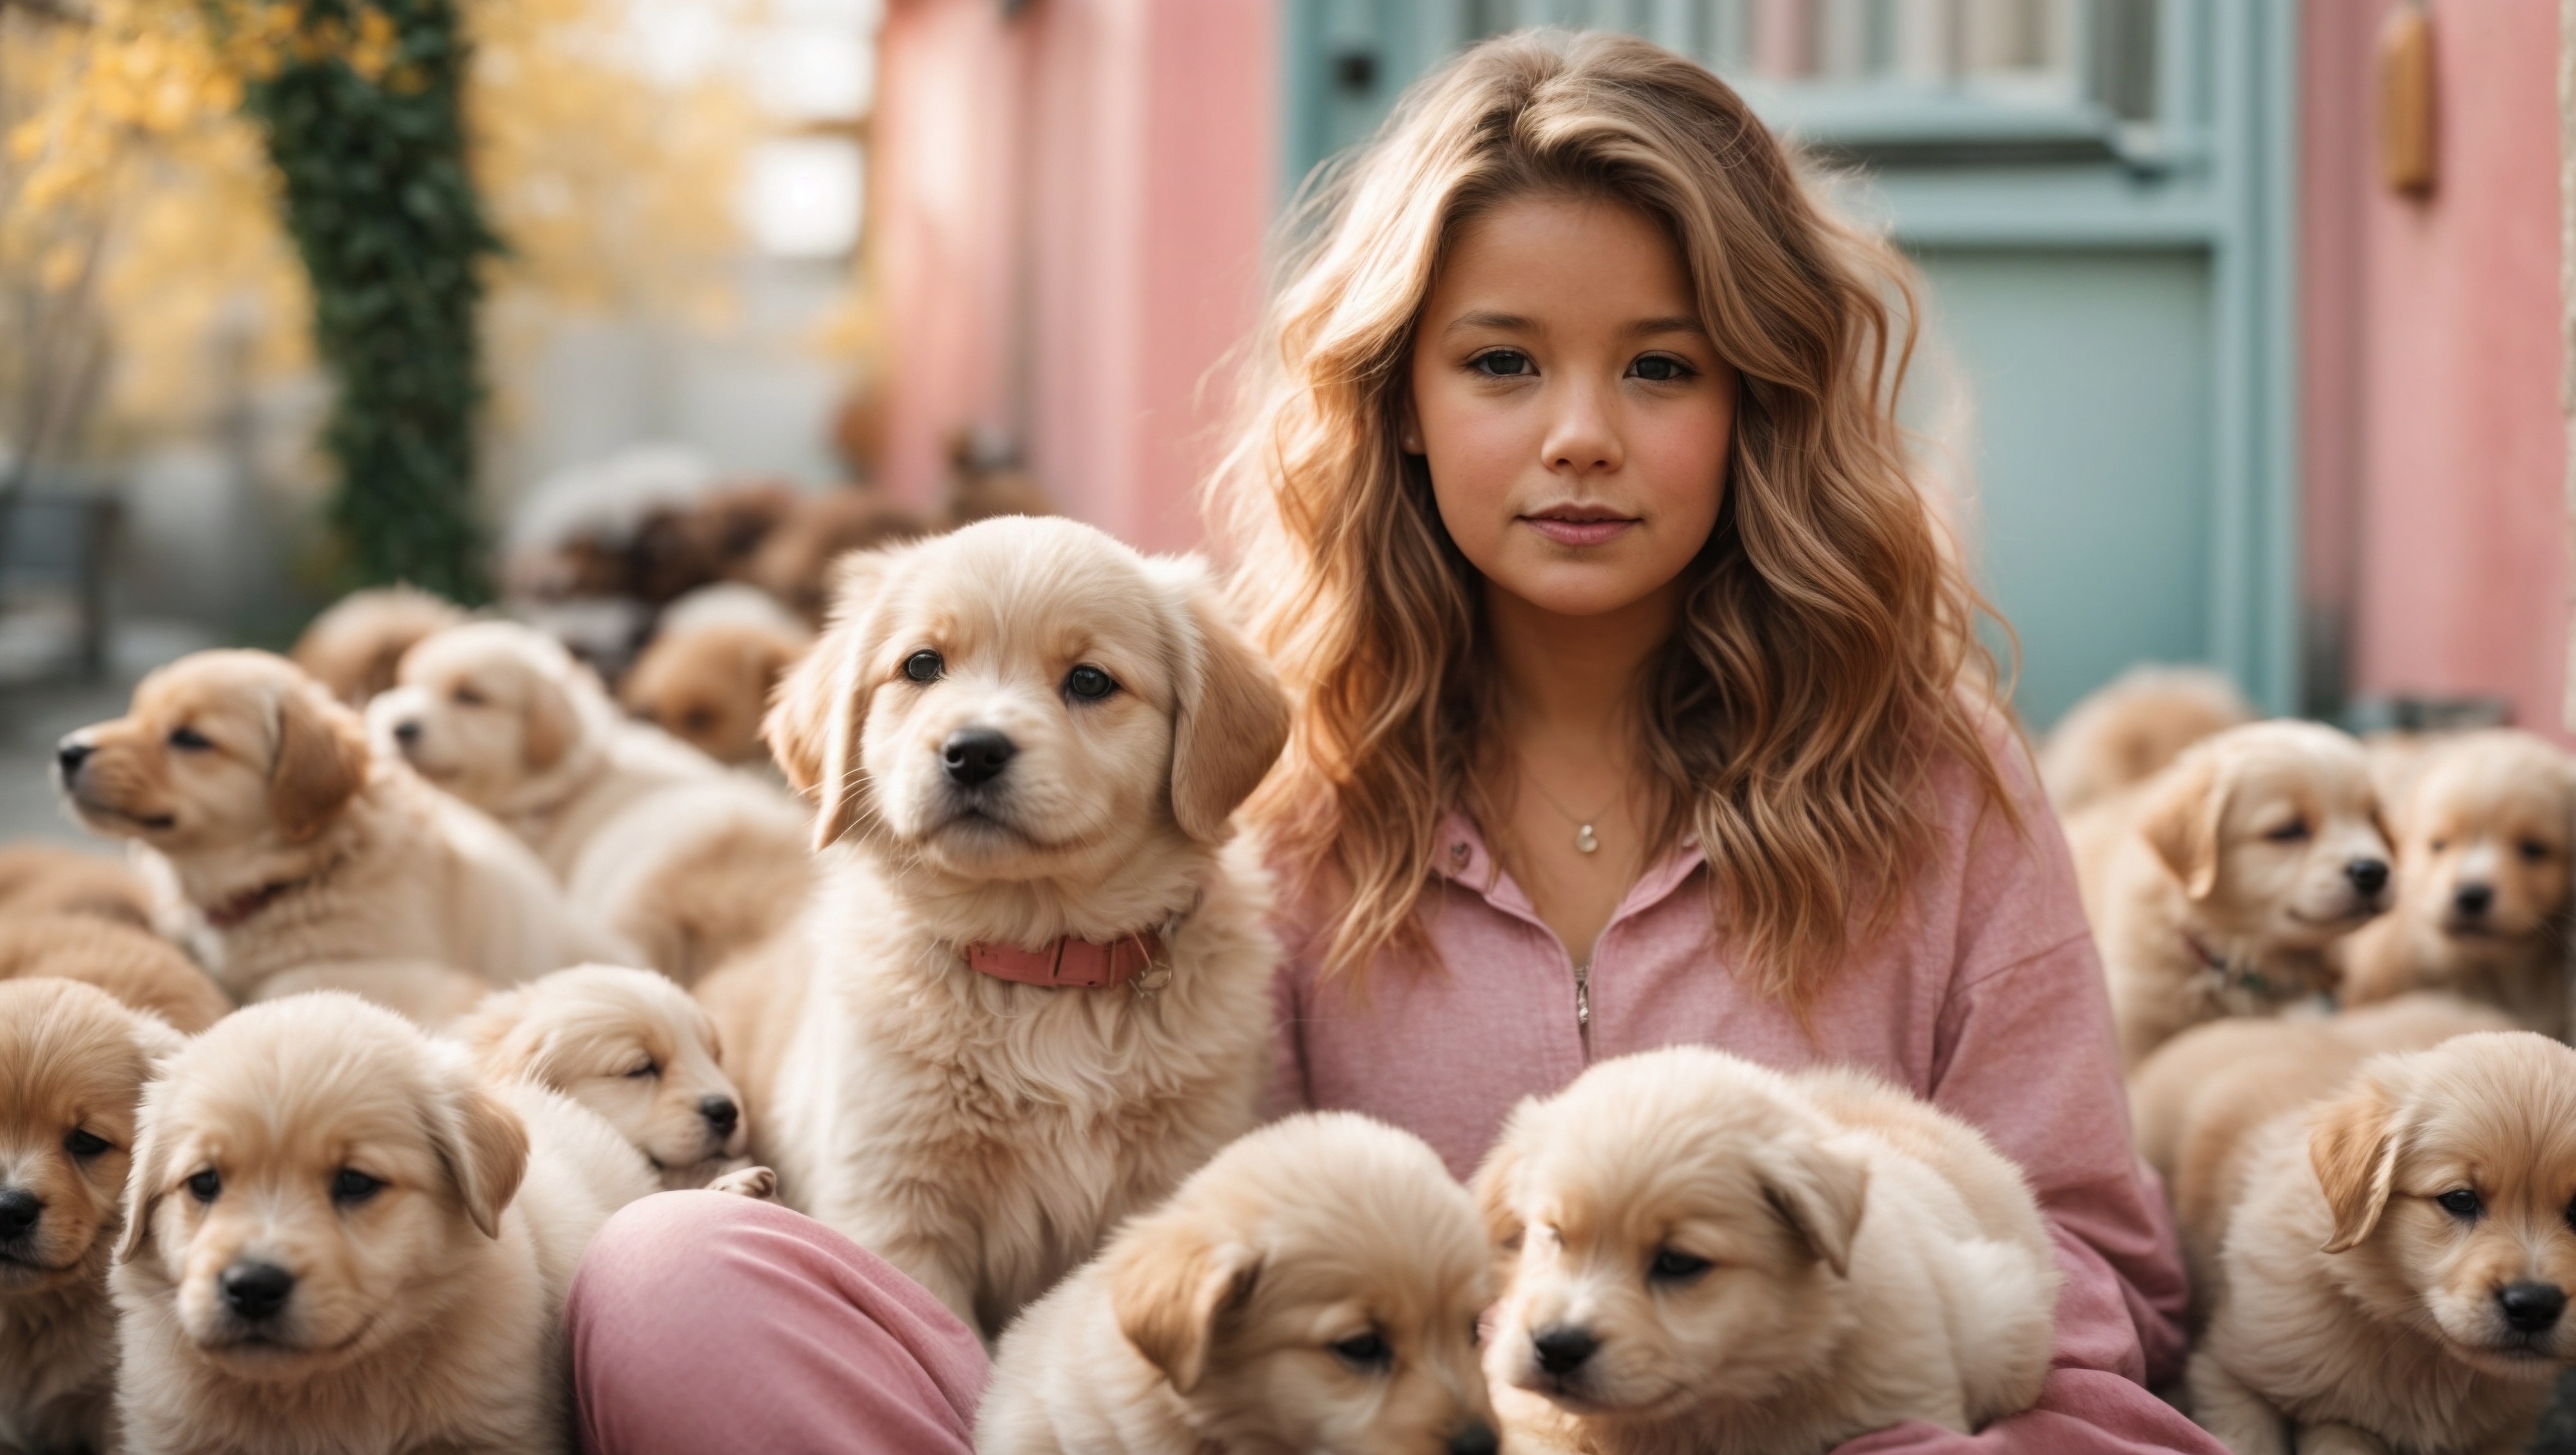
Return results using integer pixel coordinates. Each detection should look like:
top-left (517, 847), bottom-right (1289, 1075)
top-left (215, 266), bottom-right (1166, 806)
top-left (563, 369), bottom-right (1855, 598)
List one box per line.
top-left (1430, 811), bottom-right (1707, 925)
top-left (963, 931), bottom-right (1166, 990)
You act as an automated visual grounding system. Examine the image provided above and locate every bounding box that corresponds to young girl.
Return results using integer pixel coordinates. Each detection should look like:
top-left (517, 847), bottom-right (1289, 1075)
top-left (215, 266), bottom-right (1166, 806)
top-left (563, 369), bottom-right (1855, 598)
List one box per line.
top-left (566, 31), bottom-right (2217, 1454)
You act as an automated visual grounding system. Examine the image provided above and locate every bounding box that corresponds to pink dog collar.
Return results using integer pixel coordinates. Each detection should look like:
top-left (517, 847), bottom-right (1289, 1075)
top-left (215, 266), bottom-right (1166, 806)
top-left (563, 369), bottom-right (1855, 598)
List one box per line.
top-left (964, 931), bottom-right (1167, 991)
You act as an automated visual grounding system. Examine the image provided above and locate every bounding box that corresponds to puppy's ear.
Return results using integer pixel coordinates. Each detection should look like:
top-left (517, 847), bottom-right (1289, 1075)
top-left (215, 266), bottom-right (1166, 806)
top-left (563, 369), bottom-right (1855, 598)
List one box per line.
top-left (766, 553), bottom-right (895, 850)
top-left (116, 1079), bottom-right (175, 1262)
top-left (520, 675), bottom-right (581, 772)
top-left (1756, 1136), bottom-right (1869, 1279)
top-left (2311, 1070), bottom-right (2404, 1254)
top-left (449, 988), bottom-right (531, 1076)
top-left (1108, 1216), bottom-right (1262, 1395)
top-left (429, 1079), bottom-right (530, 1240)
top-left (1470, 1106), bottom-right (1535, 1257)
top-left (270, 680), bottom-right (371, 842)
top-left (1166, 580), bottom-right (1291, 843)
top-left (2140, 753), bottom-right (2229, 901)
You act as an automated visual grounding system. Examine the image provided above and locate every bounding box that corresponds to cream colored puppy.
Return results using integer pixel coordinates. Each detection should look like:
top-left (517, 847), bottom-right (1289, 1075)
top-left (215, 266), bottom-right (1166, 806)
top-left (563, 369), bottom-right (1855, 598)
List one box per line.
top-left (980, 1114), bottom-right (1496, 1455)
top-left (289, 585), bottom-right (469, 707)
top-left (2041, 664), bottom-right (2253, 817)
top-left (112, 992), bottom-right (655, 1455)
top-left (2173, 1032), bottom-right (2576, 1455)
top-left (1474, 1047), bottom-right (2058, 1455)
top-left (457, 964), bottom-right (751, 1189)
top-left (0, 978), bottom-right (183, 1454)
top-left (56, 650), bottom-right (629, 1016)
top-left (2065, 721), bottom-right (2395, 1066)
top-left (375, 621), bottom-right (811, 984)
top-left (2340, 730), bottom-right (2576, 1036)
top-left (727, 517), bottom-right (1291, 1339)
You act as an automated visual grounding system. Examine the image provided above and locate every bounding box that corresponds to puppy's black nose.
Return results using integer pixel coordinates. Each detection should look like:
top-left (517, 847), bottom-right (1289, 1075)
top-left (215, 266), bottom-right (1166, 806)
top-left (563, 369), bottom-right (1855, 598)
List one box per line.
top-left (0, 1189), bottom-right (41, 1240)
top-left (941, 728), bottom-right (1017, 787)
top-left (2347, 858), bottom-right (2390, 898)
top-left (1445, 1421), bottom-right (1500, 1455)
top-left (54, 740), bottom-right (90, 778)
top-left (219, 1261), bottom-right (296, 1322)
top-left (700, 1096), bottom-right (739, 1137)
top-left (391, 720), bottom-right (422, 745)
top-left (2500, 1281), bottom-right (2566, 1332)
top-left (1531, 1324), bottom-right (1598, 1376)
top-left (2455, 883), bottom-right (2495, 918)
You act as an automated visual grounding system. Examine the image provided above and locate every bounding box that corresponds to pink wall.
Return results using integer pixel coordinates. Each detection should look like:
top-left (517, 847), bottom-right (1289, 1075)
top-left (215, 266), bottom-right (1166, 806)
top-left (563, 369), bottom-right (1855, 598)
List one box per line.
top-left (871, 0), bottom-right (1279, 551)
top-left (2304, 0), bottom-right (2568, 735)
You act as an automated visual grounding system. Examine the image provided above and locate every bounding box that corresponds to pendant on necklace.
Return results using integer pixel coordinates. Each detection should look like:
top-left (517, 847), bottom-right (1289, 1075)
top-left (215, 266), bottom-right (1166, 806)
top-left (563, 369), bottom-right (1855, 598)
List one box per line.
top-left (1575, 823), bottom-right (1600, 854)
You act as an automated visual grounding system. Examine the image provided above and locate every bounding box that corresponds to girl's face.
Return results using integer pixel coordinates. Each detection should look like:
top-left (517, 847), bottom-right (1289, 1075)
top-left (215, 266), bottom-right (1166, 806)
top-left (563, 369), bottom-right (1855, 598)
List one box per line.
top-left (1406, 194), bottom-right (1736, 619)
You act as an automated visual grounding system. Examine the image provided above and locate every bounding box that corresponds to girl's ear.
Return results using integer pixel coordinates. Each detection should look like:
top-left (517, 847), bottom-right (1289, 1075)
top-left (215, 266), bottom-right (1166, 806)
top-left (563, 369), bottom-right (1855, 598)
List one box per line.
top-left (1165, 578), bottom-right (1291, 844)
top-left (765, 552), bottom-right (898, 849)
top-left (1397, 390), bottom-right (1426, 455)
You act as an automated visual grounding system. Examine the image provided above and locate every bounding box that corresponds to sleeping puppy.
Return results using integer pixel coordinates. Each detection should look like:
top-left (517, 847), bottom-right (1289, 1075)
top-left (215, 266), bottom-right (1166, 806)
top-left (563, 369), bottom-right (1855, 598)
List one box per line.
top-left (2339, 730), bottom-right (2576, 1036)
top-left (2041, 664), bottom-right (2254, 818)
top-left (54, 650), bottom-right (629, 1015)
top-left (2065, 721), bottom-right (2395, 1067)
top-left (2172, 1031), bottom-right (2576, 1455)
top-left (375, 622), bottom-right (811, 985)
top-left (0, 912), bottom-right (232, 1033)
top-left (111, 992), bottom-right (657, 1455)
top-left (0, 978), bottom-right (184, 1455)
top-left (289, 585), bottom-right (470, 708)
top-left (1474, 1047), bottom-right (2058, 1455)
top-left (456, 964), bottom-right (751, 1189)
top-left (727, 516), bottom-right (1291, 1338)
top-left (980, 1113), bottom-right (1496, 1455)
top-left (0, 841), bottom-right (158, 930)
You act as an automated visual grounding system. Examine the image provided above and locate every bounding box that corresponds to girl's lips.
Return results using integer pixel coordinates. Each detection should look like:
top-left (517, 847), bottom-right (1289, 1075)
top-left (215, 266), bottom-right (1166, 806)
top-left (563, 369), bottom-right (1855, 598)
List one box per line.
top-left (1521, 513), bottom-right (1638, 548)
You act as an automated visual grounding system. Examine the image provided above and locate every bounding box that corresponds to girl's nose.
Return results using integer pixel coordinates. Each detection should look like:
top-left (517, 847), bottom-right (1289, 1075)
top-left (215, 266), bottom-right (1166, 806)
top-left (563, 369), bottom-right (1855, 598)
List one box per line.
top-left (1541, 381), bottom-right (1623, 476)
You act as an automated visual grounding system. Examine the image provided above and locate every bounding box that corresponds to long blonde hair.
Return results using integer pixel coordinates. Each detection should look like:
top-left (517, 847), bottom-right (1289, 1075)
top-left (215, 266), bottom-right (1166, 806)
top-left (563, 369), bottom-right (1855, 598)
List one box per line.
top-left (1210, 30), bottom-right (2010, 1003)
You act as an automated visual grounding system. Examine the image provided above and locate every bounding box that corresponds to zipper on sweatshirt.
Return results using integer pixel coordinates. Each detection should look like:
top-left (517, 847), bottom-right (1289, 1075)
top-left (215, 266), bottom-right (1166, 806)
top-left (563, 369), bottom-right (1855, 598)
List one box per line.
top-left (1573, 958), bottom-right (1593, 1055)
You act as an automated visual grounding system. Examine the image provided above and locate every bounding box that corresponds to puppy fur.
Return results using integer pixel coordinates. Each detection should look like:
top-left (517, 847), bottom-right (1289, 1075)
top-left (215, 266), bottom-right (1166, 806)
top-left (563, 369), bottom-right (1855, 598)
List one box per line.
top-left (289, 587), bottom-right (470, 709)
top-left (981, 1113), bottom-right (1497, 1455)
top-left (2173, 1032), bottom-right (2576, 1455)
top-left (735, 517), bottom-right (1291, 1338)
top-left (2064, 721), bottom-right (2395, 1067)
top-left (456, 964), bottom-right (751, 1189)
top-left (2041, 665), bottom-right (2255, 818)
top-left (1475, 1047), bottom-right (2059, 1455)
top-left (622, 619), bottom-right (809, 767)
top-left (0, 913), bottom-right (231, 1033)
top-left (0, 841), bottom-right (158, 930)
top-left (112, 992), bottom-right (655, 1455)
top-left (375, 621), bottom-right (812, 984)
top-left (0, 978), bottom-right (184, 1454)
top-left (2339, 730), bottom-right (2576, 1037)
top-left (750, 486), bottom-right (932, 624)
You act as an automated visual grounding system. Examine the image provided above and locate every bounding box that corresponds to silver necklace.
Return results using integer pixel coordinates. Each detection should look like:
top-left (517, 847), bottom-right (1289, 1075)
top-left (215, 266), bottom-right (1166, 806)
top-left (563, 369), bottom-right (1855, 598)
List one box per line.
top-left (1521, 767), bottom-right (1619, 855)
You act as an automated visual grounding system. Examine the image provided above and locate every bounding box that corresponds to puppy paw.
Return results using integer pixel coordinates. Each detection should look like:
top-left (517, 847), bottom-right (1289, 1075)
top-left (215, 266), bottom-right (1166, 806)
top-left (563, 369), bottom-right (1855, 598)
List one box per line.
top-left (707, 1165), bottom-right (778, 1201)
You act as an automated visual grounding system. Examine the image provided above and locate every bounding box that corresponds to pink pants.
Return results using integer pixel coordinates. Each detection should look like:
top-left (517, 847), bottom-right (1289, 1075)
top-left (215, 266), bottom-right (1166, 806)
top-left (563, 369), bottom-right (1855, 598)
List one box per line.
top-left (568, 1192), bottom-right (988, 1454)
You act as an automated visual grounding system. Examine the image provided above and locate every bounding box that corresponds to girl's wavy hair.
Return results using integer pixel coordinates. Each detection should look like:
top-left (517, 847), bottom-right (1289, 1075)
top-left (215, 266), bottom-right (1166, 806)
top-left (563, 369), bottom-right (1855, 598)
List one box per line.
top-left (1208, 29), bottom-right (2011, 1003)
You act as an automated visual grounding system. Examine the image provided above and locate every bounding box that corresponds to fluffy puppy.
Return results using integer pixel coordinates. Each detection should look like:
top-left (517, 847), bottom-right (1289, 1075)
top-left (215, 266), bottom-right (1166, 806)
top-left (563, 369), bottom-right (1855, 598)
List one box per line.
top-left (2339, 730), bottom-right (2576, 1036)
top-left (375, 621), bottom-right (811, 983)
top-left (732, 516), bottom-right (1291, 1338)
top-left (981, 1113), bottom-right (1496, 1455)
top-left (628, 479), bottom-right (801, 604)
top-left (0, 841), bottom-right (158, 929)
top-left (55, 649), bottom-right (630, 1013)
top-left (289, 586), bottom-right (470, 708)
top-left (1475, 1047), bottom-right (2059, 1455)
top-left (749, 486), bottom-right (932, 624)
top-left (2173, 1032), bottom-right (2576, 1455)
top-left (0, 913), bottom-right (230, 1033)
top-left (2039, 664), bottom-right (2253, 818)
top-left (456, 964), bottom-right (750, 1189)
top-left (0, 978), bottom-right (184, 1454)
top-left (623, 619), bottom-right (810, 767)
top-left (112, 992), bottom-right (655, 1455)
top-left (2065, 721), bottom-right (2395, 1067)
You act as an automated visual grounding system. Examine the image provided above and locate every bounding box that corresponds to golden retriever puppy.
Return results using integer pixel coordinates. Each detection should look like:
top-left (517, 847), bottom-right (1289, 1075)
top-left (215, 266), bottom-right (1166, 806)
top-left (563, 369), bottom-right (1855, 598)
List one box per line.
top-left (623, 619), bottom-right (810, 767)
top-left (732, 517), bottom-right (1291, 1338)
top-left (2041, 664), bottom-right (2255, 817)
top-left (290, 585), bottom-right (470, 707)
top-left (2339, 730), bottom-right (2576, 1036)
top-left (2065, 721), bottom-right (2395, 1067)
top-left (0, 978), bottom-right (184, 1454)
top-left (112, 991), bottom-right (656, 1455)
top-left (0, 913), bottom-right (230, 1033)
top-left (749, 486), bottom-right (933, 624)
top-left (2172, 1032), bottom-right (2576, 1455)
top-left (0, 841), bottom-right (158, 929)
top-left (980, 1113), bottom-right (1496, 1455)
top-left (1474, 1046), bottom-right (2058, 1455)
top-left (54, 649), bottom-right (631, 1017)
top-left (456, 964), bottom-right (750, 1189)
top-left (375, 621), bottom-right (812, 984)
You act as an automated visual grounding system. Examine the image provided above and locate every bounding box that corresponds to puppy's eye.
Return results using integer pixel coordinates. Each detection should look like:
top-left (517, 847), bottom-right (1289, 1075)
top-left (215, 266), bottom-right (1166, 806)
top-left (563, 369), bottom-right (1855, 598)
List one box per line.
top-left (64, 1129), bottom-right (110, 1159)
top-left (1330, 1330), bottom-right (1392, 1371)
top-left (167, 726), bottom-right (211, 751)
top-left (2522, 839), bottom-right (2556, 863)
top-left (2430, 839), bottom-right (2451, 853)
top-left (1648, 1248), bottom-right (1713, 1283)
top-left (331, 1169), bottom-right (385, 1205)
top-left (452, 686), bottom-right (486, 707)
top-left (2263, 818), bottom-right (2311, 844)
top-left (903, 650), bottom-right (943, 684)
top-left (2437, 1187), bottom-right (2483, 1219)
top-left (186, 1170), bottom-right (220, 1204)
top-left (625, 1059), bottom-right (660, 1080)
top-left (1063, 665), bottom-right (1118, 702)
top-left (683, 708), bottom-right (717, 733)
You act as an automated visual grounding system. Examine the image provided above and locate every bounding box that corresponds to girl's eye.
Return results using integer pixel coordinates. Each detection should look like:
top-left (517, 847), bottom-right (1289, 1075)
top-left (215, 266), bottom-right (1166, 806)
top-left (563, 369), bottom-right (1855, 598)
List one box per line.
top-left (2437, 1187), bottom-right (2483, 1219)
top-left (452, 686), bottom-right (486, 707)
top-left (1648, 1247), bottom-right (1713, 1283)
top-left (903, 650), bottom-right (943, 684)
top-left (625, 1059), bottom-right (660, 1080)
top-left (1064, 665), bottom-right (1118, 702)
top-left (168, 726), bottom-right (211, 751)
top-left (2263, 819), bottom-right (2310, 844)
top-left (331, 1169), bottom-right (385, 1205)
top-left (1469, 349), bottom-right (1534, 378)
top-left (186, 1170), bottom-right (221, 1204)
top-left (1629, 353), bottom-right (1695, 383)
top-left (64, 1129), bottom-right (110, 1158)
top-left (1330, 1330), bottom-right (1392, 1370)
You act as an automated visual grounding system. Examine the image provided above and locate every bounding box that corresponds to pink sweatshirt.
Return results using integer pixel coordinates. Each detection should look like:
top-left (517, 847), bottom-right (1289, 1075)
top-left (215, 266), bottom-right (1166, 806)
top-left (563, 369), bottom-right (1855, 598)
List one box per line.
top-left (1270, 733), bottom-right (2224, 1454)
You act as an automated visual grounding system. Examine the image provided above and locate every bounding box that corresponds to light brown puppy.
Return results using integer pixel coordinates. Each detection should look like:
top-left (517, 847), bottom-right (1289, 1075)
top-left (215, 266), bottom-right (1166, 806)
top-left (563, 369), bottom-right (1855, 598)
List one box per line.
top-left (2041, 665), bottom-right (2254, 817)
top-left (1474, 1047), bottom-right (2058, 1455)
top-left (2169, 1032), bottom-right (2576, 1455)
top-left (980, 1113), bottom-right (1496, 1455)
top-left (456, 964), bottom-right (751, 1189)
top-left (112, 992), bottom-right (655, 1455)
top-left (728, 517), bottom-right (1291, 1339)
top-left (750, 486), bottom-right (933, 624)
top-left (2065, 721), bottom-right (2395, 1067)
top-left (623, 620), bottom-right (809, 767)
top-left (0, 841), bottom-right (158, 930)
top-left (0, 913), bottom-right (230, 1033)
top-left (290, 585), bottom-right (470, 707)
top-left (0, 978), bottom-right (184, 1455)
top-left (374, 621), bottom-right (812, 984)
top-left (55, 650), bottom-right (630, 1017)
top-left (2340, 730), bottom-right (2576, 1036)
